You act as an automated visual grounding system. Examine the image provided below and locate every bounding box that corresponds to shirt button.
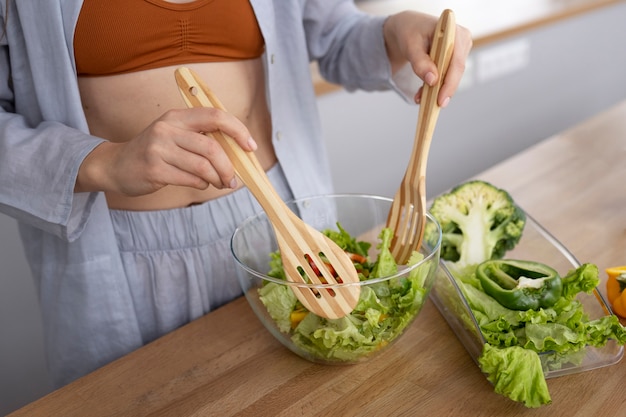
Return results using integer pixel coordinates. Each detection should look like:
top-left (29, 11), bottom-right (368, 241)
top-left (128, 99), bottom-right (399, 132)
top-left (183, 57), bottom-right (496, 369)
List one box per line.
top-left (270, 54), bottom-right (276, 64)
top-left (275, 131), bottom-right (282, 141)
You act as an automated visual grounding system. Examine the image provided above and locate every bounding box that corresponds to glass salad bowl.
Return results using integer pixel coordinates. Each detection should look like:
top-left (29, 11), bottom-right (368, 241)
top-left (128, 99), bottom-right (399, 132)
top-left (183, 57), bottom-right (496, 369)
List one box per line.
top-left (429, 211), bottom-right (624, 378)
top-left (231, 194), bottom-right (442, 364)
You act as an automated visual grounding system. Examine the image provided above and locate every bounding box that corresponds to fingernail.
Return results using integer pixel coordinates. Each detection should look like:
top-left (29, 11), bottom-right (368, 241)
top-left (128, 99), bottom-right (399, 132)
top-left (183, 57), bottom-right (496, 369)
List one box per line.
top-left (248, 137), bottom-right (258, 151)
top-left (441, 96), bottom-right (450, 108)
top-left (425, 72), bottom-right (436, 86)
top-left (229, 177), bottom-right (238, 189)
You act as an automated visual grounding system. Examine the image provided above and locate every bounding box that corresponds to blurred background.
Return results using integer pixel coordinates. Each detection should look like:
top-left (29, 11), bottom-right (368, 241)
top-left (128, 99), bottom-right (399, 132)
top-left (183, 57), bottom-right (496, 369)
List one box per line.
top-left (3, 0), bottom-right (626, 414)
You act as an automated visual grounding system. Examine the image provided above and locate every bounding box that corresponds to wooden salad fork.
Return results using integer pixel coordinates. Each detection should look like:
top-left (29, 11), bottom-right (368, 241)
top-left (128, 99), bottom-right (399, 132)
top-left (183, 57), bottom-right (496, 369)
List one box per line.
top-left (386, 9), bottom-right (456, 264)
top-left (174, 67), bottom-right (361, 320)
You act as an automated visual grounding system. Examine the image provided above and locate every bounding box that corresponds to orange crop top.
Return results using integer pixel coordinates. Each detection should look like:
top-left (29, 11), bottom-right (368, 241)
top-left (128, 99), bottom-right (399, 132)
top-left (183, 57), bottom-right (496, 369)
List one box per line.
top-left (74, 0), bottom-right (265, 76)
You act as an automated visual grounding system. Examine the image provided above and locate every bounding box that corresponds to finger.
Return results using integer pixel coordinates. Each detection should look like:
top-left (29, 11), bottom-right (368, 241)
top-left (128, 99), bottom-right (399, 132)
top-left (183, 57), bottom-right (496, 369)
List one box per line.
top-left (134, 120), bottom-right (227, 188)
top-left (165, 107), bottom-right (257, 152)
top-left (414, 86), bottom-right (424, 104)
top-left (437, 57), bottom-right (463, 108)
top-left (438, 27), bottom-right (472, 107)
top-left (169, 131), bottom-right (238, 189)
top-left (409, 47), bottom-right (439, 89)
top-left (158, 162), bottom-right (212, 190)
top-left (134, 134), bottom-right (217, 190)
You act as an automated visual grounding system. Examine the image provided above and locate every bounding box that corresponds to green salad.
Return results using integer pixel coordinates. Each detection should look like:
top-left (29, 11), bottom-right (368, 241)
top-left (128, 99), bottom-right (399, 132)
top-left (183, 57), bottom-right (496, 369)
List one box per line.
top-left (258, 225), bottom-right (433, 362)
top-left (424, 180), bottom-right (626, 408)
top-left (444, 261), bottom-right (626, 407)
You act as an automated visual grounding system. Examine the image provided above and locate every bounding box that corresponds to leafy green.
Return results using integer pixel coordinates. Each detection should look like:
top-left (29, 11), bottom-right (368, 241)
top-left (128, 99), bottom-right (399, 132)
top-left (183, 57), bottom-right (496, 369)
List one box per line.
top-left (258, 281), bottom-right (297, 333)
top-left (479, 344), bottom-right (551, 408)
top-left (323, 222), bottom-right (371, 259)
top-left (260, 225), bottom-right (433, 362)
top-left (560, 262), bottom-right (602, 300)
top-left (427, 180), bottom-right (626, 407)
top-left (448, 261), bottom-right (626, 407)
top-left (370, 228), bottom-right (397, 278)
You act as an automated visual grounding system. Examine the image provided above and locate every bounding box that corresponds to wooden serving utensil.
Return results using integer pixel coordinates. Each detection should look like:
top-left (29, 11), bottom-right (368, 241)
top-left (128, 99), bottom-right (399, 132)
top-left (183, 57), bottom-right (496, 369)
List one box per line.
top-left (386, 9), bottom-right (456, 264)
top-left (174, 67), bottom-right (360, 319)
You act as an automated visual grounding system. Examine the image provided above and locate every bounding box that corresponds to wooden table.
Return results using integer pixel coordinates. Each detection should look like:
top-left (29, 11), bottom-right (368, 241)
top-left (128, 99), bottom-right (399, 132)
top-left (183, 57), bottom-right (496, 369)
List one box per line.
top-left (10, 101), bottom-right (626, 416)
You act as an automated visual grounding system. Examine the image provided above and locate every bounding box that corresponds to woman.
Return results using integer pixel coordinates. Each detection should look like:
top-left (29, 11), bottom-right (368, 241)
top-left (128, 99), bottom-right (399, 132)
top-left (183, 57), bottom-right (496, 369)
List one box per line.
top-left (0, 0), bottom-right (471, 388)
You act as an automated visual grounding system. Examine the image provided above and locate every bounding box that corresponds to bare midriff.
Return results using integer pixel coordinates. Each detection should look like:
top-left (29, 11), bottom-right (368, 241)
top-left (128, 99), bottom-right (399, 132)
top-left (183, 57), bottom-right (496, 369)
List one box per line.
top-left (77, 59), bottom-right (276, 210)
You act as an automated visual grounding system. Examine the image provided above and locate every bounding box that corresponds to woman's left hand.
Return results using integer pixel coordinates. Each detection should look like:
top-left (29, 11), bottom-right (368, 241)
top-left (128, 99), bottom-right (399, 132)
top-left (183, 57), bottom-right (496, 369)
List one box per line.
top-left (383, 10), bottom-right (473, 107)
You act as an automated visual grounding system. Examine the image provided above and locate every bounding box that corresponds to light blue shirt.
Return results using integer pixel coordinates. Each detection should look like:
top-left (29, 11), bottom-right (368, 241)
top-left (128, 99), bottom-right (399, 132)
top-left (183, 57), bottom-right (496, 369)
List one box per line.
top-left (0, 0), bottom-right (416, 387)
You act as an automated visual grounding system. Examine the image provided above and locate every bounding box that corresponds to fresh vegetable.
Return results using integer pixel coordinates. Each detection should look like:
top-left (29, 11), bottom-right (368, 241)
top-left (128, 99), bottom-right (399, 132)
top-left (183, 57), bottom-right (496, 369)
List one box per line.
top-left (428, 180), bottom-right (626, 408)
top-left (606, 266), bottom-right (626, 318)
top-left (259, 226), bottom-right (434, 362)
top-left (478, 345), bottom-right (550, 408)
top-left (424, 180), bottom-right (526, 267)
top-left (453, 260), bottom-right (626, 408)
top-left (476, 259), bottom-right (562, 310)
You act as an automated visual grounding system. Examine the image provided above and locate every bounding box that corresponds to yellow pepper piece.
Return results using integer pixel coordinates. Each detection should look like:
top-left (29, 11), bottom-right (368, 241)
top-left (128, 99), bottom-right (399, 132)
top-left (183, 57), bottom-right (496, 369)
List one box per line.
top-left (606, 266), bottom-right (626, 318)
top-left (290, 310), bottom-right (308, 329)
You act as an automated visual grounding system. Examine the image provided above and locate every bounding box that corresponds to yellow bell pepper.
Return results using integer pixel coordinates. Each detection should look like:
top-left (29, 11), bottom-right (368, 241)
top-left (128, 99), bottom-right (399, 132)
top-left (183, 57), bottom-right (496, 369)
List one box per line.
top-left (606, 266), bottom-right (626, 318)
top-left (290, 310), bottom-right (308, 329)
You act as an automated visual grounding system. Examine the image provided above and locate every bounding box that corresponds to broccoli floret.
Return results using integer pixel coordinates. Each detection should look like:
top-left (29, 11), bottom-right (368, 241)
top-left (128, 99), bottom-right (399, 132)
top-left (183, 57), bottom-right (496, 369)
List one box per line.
top-left (424, 180), bottom-right (526, 267)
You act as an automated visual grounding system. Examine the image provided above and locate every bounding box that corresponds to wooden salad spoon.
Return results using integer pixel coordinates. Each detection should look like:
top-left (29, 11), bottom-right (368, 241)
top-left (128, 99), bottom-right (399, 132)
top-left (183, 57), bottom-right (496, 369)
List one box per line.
top-left (174, 67), bottom-right (361, 319)
top-left (386, 9), bottom-right (456, 264)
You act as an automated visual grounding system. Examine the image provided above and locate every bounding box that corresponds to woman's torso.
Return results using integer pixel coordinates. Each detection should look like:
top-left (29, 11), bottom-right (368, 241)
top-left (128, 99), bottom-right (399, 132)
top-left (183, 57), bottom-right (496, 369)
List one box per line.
top-left (76, 0), bottom-right (276, 211)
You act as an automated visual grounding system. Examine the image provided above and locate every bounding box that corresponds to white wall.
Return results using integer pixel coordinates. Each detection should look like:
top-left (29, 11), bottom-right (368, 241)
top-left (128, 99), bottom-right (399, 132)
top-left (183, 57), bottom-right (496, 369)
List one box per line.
top-left (1, 3), bottom-right (626, 415)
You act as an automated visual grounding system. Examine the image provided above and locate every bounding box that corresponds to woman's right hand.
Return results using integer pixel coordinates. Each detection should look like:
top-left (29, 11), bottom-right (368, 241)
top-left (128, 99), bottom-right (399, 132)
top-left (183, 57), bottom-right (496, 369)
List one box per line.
top-left (75, 107), bottom-right (257, 195)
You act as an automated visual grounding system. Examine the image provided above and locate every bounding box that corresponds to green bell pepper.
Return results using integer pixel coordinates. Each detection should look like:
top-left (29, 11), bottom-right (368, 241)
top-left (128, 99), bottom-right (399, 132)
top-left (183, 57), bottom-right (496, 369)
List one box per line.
top-left (476, 259), bottom-right (562, 310)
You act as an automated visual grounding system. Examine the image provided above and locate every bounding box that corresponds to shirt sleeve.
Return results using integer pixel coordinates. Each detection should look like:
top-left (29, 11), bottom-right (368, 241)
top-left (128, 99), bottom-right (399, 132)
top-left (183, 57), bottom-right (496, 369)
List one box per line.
top-left (0, 42), bottom-right (105, 242)
top-left (303, 0), bottom-right (420, 102)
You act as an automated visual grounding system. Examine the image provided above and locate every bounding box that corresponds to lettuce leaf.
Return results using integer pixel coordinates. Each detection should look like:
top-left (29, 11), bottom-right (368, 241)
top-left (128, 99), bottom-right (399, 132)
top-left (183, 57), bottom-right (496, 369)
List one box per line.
top-left (323, 222), bottom-right (371, 258)
top-left (371, 228), bottom-right (397, 279)
top-left (448, 261), bottom-right (626, 407)
top-left (478, 344), bottom-right (551, 408)
top-left (260, 226), bottom-right (432, 362)
top-left (258, 281), bottom-right (297, 333)
top-left (560, 263), bottom-right (601, 300)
